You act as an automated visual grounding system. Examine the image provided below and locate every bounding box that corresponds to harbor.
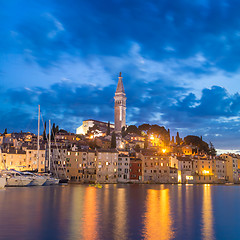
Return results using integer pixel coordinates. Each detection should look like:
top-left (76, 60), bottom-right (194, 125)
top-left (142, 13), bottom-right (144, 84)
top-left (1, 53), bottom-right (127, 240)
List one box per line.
top-left (0, 184), bottom-right (240, 240)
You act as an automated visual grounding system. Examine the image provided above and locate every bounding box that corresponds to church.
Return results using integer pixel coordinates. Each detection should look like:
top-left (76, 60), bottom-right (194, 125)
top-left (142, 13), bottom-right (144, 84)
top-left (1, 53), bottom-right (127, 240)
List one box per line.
top-left (76, 72), bottom-right (126, 135)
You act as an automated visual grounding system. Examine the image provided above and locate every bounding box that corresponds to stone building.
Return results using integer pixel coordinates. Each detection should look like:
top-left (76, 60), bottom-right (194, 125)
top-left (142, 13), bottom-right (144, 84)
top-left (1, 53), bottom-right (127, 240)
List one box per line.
top-left (1, 148), bottom-right (46, 172)
top-left (118, 154), bottom-right (130, 182)
top-left (129, 157), bottom-right (142, 182)
top-left (138, 151), bottom-right (173, 183)
top-left (96, 149), bottom-right (118, 183)
top-left (221, 154), bottom-right (238, 183)
top-left (66, 149), bottom-right (97, 183)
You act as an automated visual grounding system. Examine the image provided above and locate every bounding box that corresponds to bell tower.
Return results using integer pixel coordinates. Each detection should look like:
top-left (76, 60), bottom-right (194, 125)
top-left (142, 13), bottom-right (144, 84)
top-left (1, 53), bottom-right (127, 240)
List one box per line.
top-left (114, 72), bottom-right (126, 133)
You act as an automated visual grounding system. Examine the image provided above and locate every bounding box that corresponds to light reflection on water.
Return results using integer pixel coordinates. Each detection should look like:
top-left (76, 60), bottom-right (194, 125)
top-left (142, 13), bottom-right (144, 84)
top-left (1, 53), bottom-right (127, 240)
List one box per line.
top-left (202, 185), bottom-right (215, 240)
top-left (142, 188), bottom-right (174, 240)
top-left (0, 184), bottom-right (239, 240)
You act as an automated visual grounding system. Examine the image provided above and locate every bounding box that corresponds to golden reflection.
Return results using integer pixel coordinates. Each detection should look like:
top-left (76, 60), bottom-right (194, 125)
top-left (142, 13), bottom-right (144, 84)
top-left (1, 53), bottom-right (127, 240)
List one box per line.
top-left (114, 188), bottom-right (127, 240)
top-left (201, 185), bottom-right (215, 240)
top-left (143, 189), bottom-right (174, 240)
top-left (82, 187), bottom-right (98, 240)
top-left (70, 186), bottom-right (84, 237)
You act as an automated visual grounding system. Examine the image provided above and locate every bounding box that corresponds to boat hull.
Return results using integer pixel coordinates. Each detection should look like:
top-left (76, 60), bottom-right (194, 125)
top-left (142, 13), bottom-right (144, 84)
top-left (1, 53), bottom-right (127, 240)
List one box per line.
top-left (0, 177), bottom-right (6, 188)
top-left (30, 178), bottom-right (47, 186)
top-left (6, 177), bottom-right (32, 187)
top-left (44, 178), bottom-right (59, 185)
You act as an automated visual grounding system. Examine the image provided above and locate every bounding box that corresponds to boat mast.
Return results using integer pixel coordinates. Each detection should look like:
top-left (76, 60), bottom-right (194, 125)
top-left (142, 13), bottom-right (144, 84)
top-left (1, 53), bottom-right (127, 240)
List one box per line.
top-left (37, 105), bottom-right (40, 172)
top-left (48, 119), bottom-right (51, 171)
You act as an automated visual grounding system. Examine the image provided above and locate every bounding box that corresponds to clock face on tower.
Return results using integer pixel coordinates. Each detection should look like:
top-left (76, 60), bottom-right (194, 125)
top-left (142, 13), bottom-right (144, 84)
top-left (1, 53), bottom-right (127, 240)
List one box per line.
top-left (114, 73), bottom-right (126, 133)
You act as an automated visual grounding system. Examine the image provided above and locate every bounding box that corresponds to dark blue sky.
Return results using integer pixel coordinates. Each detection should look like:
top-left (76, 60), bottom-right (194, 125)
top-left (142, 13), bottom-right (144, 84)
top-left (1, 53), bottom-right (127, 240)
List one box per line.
top-left (1, 0), bottom-right (240, 150)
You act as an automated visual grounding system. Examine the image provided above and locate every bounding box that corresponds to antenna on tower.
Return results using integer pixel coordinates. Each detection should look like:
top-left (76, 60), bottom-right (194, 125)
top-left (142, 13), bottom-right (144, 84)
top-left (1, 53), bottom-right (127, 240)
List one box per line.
top-left (119, 72), bottom-right (122, 77)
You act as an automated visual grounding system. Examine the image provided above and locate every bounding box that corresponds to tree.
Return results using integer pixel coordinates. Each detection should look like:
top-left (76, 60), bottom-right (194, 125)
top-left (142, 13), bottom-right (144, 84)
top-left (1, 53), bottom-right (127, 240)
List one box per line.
top-left (107, 121), bottom-right (111, 135)
top-left (3, 128), bottom-right (7, 135)
top-left (176, 132), bottom-right (181, 145)
top-left (144, 135), bottom-right (148, 149)
top-left (138, 124), bottom-right (151, 132)
top-left (121, 126), bottom-right (127, 138)
top-left (43, 121), bottom-right (47, 141)
top-left (166, 128), bottom-right (170, 145)
top-left (111, 132), bottom-right (116, 149)
top-left (184, 135), bottom-right (210, 153)
top-left (134, 144), bottom-right (141, 152)
top-left (51, 123), bottom-right (56, 140)
top-left (89, 139), bottom-right (100, 149)
top-left (126, 125), bottom-right (141, 135)
top-left (87, 124), bottom-right (100, 137)
top-left (209, 142), bottom-right (217, 156)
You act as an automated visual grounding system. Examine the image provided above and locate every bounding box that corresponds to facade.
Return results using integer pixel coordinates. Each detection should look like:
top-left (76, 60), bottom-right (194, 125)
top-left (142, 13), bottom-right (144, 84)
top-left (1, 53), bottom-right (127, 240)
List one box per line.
top-left (96, 149), bottom-right (118, 183)
top-left (1, 148), bottom-right (46, 172)
top-left (118, 154), bottom-right (130, 182)
top-left (114, 72), bottom-right (126, 133)
top-left (139, 151), bottom-right (172, 183)
top-left (212, 157), bottom-right (226, 183)
top-left (50, 147), bottom-right (67, 179)
top-left (170, 156), bottom-right (194, 184)
top-left (221, 154), bottom-right (238, 183)
top-left (129, 157), bottom-right (142, 182)
top-left (66, 150), bottom-right (97, 183)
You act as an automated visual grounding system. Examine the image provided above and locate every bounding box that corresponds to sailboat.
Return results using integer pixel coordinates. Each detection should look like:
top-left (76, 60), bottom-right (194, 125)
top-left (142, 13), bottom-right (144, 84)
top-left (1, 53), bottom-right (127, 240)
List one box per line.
top-left (42, 118), bottom-right (59, 185)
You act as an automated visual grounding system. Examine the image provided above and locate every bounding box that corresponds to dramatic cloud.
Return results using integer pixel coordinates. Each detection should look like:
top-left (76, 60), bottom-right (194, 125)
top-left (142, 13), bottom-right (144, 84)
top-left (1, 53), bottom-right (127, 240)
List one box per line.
top-left (1, 0), bottom-right (240, 149)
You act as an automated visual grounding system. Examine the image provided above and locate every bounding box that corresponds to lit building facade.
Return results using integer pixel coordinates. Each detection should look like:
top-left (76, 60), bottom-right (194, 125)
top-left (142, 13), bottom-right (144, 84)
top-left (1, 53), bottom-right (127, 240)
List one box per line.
top-left (117, 154), bottom-right (130, 182)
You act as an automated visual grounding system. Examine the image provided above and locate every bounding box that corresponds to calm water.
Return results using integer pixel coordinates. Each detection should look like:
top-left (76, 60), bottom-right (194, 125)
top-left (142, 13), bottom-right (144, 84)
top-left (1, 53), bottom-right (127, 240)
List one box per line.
top-left (0, 184), bottom-right (239, 240)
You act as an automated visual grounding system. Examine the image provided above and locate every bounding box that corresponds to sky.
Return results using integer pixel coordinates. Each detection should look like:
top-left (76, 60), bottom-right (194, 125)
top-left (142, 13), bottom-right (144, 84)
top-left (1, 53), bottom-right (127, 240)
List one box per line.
top-left (1, 0), bottom-right (240, 151)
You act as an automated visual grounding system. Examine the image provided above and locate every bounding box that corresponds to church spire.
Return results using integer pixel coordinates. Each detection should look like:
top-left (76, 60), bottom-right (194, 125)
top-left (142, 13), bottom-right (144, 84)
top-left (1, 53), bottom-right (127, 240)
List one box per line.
top-left (115, 72), bottom-right (125, 93)
top-left (114, 72), bottom-right (126, 133)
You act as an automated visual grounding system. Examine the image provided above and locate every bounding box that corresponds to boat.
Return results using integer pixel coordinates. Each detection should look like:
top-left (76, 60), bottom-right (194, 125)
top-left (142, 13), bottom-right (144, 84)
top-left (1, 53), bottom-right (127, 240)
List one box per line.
top-left (21, 172), bottom-right (46, 186)
top-left (0, 176), bottom-right (6, 188)
top-left (2, 170), bottom-right (32, 187)
top-left (89, 183), bottom-right (103, 189)
top-left (59, 178), bottom-right (69, 184)
top-left (39, 173), bottom-right (59, 185)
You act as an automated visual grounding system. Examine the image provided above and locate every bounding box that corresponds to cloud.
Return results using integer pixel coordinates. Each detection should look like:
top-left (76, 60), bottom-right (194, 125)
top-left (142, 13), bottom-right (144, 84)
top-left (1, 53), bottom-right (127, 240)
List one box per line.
top-left (2, 0), bottom-right (240, 149)
top-left (1, 79), bottom-right (240, 148)
top-left (2, 0), bottom-right (240, 72)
